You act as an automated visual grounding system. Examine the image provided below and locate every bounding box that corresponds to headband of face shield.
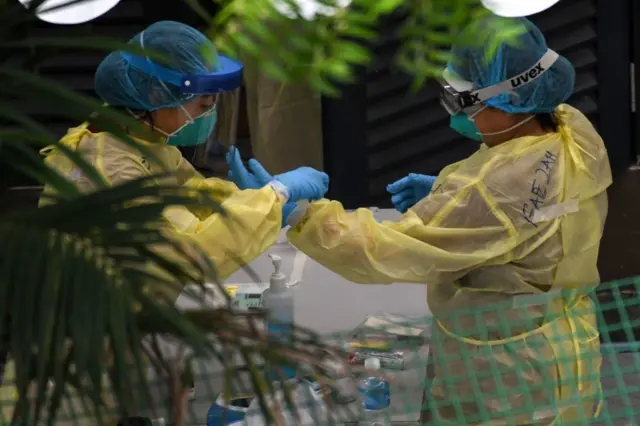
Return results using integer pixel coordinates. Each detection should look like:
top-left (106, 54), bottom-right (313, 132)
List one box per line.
top-left (120, 51), bottom-right (244, 99)
top-left (121, 32), bottom-right (244, 146)
top-left (439, 49), bottom-right (560, 116)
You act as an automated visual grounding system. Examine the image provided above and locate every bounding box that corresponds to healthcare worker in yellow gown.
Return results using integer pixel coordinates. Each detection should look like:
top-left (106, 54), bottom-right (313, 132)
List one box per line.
top-left (228, 17), bottom-right (611, 425)
top-left (38, 21), bottom-right (329, 296)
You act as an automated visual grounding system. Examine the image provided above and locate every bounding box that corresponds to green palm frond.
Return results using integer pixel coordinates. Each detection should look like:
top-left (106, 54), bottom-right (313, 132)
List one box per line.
top-left (1, 176), bottom-right (211, 421)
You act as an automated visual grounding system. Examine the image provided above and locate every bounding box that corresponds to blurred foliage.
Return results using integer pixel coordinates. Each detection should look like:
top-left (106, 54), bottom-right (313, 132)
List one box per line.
top-left (210, 0), bottom-right (526, 95)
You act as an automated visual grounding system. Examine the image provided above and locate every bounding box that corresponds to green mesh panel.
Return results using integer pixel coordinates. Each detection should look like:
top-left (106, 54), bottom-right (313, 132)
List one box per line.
top-left (1, 278), bottom-right (639, 425)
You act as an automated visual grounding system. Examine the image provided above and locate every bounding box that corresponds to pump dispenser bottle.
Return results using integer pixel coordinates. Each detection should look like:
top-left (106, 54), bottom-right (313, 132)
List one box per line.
top-left (262, 254), bottom-right (295, 379)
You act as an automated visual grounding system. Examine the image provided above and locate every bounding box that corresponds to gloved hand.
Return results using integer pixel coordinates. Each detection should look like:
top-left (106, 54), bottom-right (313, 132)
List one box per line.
top-left (226, 147), bottom-right (272, 190)
top-left (225, 148), bottom-right (324, 222)
top-left (386, 173), bottom-right (437, 213)
top-left (275, 168), bottom-right (329, 203)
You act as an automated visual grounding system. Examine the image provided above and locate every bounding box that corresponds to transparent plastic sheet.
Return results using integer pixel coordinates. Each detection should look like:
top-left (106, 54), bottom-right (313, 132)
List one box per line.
top-left (191, 87), bottom-right (242, 170)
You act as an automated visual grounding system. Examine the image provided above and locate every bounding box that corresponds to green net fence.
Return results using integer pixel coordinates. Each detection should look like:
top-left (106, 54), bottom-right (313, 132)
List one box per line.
top-left (1, 277), bottom-right (639, 425)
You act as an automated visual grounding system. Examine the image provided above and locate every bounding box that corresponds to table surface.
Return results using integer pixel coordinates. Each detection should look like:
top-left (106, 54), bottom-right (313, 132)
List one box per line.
top-left (172, 208), bottom-right (433, 425)
top-left (221, 208), bottom-right (432, 334)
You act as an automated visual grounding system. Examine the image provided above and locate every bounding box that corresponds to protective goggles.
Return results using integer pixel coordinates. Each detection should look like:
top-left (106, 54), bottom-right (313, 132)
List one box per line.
top-left (121, 51), bottom-right (244, 95)
top-left (438, 49), bottom-right (560, 115)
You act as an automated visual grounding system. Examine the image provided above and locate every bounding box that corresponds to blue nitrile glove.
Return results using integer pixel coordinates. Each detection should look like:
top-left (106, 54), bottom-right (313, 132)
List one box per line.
top-left (386, 173), bottom-right (437, 213)
top-left (275, 168), bottom-right (329, 203)
top-left (226, 147), bottom-right (272, 189)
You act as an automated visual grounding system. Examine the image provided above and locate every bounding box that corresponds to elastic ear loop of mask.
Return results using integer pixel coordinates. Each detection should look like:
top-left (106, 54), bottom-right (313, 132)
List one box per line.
top-left (126, 107), bottom-right (172, 138)
top-left (468, 105), bottom-right (537, 137)
top-left (125, 108), bottom-right (173, 138)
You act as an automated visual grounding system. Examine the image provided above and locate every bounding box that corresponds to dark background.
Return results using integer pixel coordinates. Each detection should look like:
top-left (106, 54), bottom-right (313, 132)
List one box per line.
top-left (2, 0), bottom-right (639, 290)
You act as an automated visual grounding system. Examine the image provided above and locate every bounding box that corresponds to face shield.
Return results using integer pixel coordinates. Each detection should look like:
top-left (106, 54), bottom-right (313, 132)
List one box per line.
top-left (438, 49), bottom-right (560, 116)
top-left (121, 50), bottom-right (244, 144)
top-left (121, 51), bottom-right (245, 167)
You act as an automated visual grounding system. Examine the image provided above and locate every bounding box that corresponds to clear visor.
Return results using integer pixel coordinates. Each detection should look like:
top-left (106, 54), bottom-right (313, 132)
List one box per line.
top-left (197, 101), bottom-right (219, 118)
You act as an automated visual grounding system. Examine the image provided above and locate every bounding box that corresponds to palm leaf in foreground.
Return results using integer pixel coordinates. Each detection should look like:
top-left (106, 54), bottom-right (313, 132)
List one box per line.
top-left (0, 175), bottom-right (368, 425)
top-left (0, 176), bottom-right (214, 423)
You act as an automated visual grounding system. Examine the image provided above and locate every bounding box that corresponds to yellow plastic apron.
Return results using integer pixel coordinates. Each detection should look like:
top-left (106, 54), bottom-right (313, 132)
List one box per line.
top-left (429, 291), bottom-right (603, 425)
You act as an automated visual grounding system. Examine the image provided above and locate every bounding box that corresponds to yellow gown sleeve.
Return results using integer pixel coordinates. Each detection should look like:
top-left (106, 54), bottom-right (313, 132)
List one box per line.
top-left (170, 146), bottom-right (244, 216)
top-left (286, 180), bottom-right (522, 286)
top-left (112, 155), bottom-right (285, 281)
top-left (163, 187), bottom-right (284, 280)
top-left (183, 176), bottom-right (240, 218)
top-left (171, 146), bottom-right (202, 184)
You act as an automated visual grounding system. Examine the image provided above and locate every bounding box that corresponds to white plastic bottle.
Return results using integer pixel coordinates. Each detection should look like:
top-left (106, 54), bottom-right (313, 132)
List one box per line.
top-left (262, 254), bottom-right (295, 380)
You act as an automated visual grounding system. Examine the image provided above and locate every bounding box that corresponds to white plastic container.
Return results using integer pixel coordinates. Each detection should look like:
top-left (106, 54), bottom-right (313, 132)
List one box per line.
top-left (262, 254), bottom-right (294, 332)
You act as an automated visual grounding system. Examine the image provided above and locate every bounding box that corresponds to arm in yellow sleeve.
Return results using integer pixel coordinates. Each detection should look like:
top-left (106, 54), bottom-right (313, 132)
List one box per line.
top-left (110, 155), bottom-right (286, 281)
top-left (184, 177), bottom-right (240, 218)
top-left (171, 146), bottom-right (242, 212)
top-left (164, 185), bottom-right (285, 280)
top-left (40, 136), bottom-right (284, 284)
top-left (286, 182), bottom-right (520, 285)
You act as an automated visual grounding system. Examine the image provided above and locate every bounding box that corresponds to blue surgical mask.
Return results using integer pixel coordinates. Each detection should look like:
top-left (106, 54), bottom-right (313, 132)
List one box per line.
top-left (168, 108), bottom-right (218, 147)
top-left (450, 113), bottom-right (482, 141)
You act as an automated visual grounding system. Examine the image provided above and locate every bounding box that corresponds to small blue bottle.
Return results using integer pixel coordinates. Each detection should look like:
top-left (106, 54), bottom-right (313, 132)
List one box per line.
top-left (359, 358), bottom-right (391, 426)
top-left (207, 394), bottom-right (253, 426)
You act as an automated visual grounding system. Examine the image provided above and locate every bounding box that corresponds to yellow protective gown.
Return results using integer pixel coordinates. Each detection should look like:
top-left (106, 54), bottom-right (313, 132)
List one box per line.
top-left (39, 124), bottom-right (286, 298)
top-left (287, 104), bottom-right (611, 425)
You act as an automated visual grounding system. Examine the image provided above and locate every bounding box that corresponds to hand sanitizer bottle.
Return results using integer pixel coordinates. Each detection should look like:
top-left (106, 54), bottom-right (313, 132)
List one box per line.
top-left (262, 254), bottom-right (295, 380)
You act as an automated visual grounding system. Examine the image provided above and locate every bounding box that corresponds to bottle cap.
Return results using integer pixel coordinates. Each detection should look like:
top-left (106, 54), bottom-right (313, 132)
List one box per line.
top-left (364, 357), bottom-right (381, 371)
top-left (268, 254), bottom-right (288, 291)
